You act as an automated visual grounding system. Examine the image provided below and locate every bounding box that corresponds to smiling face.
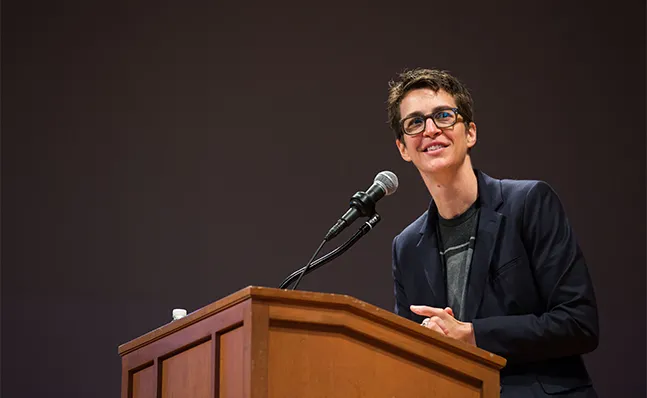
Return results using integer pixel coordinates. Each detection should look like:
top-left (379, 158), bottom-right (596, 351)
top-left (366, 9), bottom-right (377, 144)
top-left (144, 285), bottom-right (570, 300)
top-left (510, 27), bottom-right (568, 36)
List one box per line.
top-left (396, 88), bottom-right (477, 178)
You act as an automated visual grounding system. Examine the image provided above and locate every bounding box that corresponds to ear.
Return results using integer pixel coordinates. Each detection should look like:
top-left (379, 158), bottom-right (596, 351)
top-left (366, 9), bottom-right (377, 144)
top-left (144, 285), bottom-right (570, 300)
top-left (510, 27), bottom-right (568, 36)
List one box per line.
top-left (466, 122), bottom-right (477, 148)
top-left (396, 138), bottom-right (412, 162)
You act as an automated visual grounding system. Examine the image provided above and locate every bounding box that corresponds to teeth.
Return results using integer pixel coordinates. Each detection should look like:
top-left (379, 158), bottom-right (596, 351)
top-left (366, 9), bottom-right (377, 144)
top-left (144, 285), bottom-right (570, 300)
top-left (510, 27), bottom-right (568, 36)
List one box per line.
top-left (426, 145), bottom-right (444, 151)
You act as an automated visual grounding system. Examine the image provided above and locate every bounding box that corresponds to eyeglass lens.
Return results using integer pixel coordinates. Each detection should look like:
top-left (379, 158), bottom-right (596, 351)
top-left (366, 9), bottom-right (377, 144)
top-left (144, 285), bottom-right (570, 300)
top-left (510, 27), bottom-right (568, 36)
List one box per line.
top-left (403, 109), bottom-right (457, 135)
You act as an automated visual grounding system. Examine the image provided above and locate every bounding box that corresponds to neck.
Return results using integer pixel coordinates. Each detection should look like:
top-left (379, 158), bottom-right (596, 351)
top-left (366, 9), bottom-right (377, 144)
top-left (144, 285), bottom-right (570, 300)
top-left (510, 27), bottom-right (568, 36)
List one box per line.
top-left (421, 158), bottom-right (478, 219)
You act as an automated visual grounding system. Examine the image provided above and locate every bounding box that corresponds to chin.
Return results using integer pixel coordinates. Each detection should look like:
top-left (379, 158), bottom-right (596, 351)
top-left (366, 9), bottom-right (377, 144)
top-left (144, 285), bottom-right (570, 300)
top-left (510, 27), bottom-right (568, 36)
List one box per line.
top-left (421, 159), bottom-right (454, 174)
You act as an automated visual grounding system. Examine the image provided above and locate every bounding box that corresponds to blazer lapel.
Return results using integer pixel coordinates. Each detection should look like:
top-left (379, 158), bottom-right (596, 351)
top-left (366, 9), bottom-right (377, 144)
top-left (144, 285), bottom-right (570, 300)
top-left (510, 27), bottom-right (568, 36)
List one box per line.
top-left (417, 204), bottom-right (446, 307)
top-left (463, 171), bottom-right (504, 321)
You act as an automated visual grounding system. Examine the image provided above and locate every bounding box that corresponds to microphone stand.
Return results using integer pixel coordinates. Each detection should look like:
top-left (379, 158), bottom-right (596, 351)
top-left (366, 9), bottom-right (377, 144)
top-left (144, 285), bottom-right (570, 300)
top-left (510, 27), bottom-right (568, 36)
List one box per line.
top-left (279, 213), bottom-right (381, 290)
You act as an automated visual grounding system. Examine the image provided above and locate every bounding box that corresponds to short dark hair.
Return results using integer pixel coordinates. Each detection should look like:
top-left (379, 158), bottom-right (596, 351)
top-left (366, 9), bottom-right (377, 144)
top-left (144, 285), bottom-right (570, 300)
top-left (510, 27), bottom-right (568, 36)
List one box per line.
top-left (387, 68), bottom-right (475, 141)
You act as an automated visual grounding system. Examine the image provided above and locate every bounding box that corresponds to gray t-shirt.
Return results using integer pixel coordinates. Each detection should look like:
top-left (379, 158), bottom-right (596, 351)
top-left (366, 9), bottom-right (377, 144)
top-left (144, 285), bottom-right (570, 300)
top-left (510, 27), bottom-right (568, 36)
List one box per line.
top-left (437, 202), bottom-right (479, 321)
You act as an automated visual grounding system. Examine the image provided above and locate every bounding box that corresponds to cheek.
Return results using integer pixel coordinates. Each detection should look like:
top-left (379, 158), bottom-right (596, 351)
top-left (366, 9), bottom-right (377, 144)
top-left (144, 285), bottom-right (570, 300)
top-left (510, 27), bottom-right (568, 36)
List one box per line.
top-left (397, 139), bottom-right (414, 161)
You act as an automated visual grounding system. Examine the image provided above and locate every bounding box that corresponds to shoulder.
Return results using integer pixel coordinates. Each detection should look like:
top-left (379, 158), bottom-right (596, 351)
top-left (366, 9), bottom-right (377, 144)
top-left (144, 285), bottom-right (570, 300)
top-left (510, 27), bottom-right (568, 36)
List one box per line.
top-left (478, 171), bottom-right (565, 223)
top-left (500, 178), bottom-right (552, 199)
top-left (491, 175), bottom-right (567, 229)
top-left (501, 179), bottom-right (560, 208)
top-left (482, 171), bottom-right (558, 205)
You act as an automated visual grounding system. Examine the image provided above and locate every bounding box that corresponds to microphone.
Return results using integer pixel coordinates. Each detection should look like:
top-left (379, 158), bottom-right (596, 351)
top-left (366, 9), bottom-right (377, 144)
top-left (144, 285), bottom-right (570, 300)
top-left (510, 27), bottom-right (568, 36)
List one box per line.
top-left (287, 171), bottom-right (398, 290)
top-left (324, 171), bottom-right (398, 241)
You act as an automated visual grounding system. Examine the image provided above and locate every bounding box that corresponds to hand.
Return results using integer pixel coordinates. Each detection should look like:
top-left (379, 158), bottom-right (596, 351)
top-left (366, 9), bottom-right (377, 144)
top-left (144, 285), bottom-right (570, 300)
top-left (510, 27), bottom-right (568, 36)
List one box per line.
top-left (411, 305), bottom-right (476, 346)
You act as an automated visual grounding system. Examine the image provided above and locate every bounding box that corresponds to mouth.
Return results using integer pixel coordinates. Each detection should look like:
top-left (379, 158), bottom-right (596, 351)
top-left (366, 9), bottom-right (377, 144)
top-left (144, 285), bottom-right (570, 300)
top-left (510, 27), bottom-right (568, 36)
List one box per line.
top-left (422, 143), bottom-right (449, 153)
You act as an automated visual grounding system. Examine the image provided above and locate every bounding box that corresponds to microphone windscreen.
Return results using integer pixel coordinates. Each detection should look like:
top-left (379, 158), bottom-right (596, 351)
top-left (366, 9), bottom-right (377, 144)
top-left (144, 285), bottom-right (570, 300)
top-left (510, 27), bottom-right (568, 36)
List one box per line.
top-left (374, 171), bottom-right (399, 196)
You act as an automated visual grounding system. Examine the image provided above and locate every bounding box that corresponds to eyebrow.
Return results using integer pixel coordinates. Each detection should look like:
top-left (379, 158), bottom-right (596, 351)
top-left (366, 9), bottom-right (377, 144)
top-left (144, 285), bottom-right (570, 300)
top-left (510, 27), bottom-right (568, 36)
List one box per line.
top-left (401, 105), bottom-right (456, 120)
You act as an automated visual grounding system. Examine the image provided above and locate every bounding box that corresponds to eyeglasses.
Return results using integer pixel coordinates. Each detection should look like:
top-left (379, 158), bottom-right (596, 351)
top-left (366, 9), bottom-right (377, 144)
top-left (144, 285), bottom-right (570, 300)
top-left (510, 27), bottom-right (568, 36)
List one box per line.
top-left (400, 108), bottom-right (463, 136)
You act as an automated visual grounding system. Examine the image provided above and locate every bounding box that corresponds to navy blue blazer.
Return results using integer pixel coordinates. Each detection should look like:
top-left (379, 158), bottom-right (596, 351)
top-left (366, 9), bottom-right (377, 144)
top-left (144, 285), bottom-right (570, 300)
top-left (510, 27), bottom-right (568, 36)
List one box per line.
top-left (392, 170), bottom-right (599, 397)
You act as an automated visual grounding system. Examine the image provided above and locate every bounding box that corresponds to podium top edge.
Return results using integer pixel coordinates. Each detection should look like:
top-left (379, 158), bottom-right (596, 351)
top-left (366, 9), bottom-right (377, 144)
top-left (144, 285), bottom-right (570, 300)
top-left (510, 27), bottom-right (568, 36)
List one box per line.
top-left (117, 286), bottom-right (360, 354)
top-left (118, 286), bottom-right (506, 369)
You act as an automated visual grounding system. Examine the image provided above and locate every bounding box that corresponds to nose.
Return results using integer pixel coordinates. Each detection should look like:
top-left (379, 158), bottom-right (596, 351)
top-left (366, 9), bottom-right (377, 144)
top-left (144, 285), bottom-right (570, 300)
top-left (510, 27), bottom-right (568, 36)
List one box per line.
top-left (422, 117), bottom-right (441, 137)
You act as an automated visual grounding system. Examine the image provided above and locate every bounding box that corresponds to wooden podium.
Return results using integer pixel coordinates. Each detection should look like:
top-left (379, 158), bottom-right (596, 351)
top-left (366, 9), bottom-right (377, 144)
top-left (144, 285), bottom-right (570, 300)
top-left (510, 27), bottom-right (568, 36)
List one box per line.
top-left (118, 286), bottom-right (506, 398)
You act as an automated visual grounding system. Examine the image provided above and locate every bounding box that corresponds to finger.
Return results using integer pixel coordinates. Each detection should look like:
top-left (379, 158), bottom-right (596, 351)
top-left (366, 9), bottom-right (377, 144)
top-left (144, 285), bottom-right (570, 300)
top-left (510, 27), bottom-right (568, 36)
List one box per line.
top-left (424, 320), bottom-right (446, 335)
top-left (410, 305), bottom-right (439, 316)
top-left (422, 306), bottom-right (453, 319)
top-left (444, 307), bottom-right (455, 317)
top-left (430, 316), bottom-right (449, 334)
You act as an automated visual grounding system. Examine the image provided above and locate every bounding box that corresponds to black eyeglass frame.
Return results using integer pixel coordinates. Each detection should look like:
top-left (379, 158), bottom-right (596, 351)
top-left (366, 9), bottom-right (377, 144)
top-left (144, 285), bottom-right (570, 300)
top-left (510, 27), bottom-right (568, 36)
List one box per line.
top-left (399, 107), bottom-right (467, 136)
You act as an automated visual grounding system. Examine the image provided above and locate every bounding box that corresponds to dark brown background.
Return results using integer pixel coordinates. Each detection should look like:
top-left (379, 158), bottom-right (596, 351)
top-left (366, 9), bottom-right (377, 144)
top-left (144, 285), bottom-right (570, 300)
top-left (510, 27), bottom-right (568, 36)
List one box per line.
top-left (2, 1), bottom-right (645, 397)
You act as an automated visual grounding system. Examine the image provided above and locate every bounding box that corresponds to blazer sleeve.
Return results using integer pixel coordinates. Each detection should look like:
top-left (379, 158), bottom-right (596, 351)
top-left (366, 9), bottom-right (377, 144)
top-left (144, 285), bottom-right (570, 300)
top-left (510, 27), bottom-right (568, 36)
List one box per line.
top-left (392, 234), bottom-right (414, 321)
top-left (471, 181), bottom-right (599, 362)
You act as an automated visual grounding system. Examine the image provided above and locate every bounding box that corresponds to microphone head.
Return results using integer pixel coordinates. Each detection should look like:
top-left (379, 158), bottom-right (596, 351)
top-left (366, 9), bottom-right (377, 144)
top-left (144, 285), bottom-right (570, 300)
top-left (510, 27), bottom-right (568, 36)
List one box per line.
top-left (374, 171), bottom-right (399, 196)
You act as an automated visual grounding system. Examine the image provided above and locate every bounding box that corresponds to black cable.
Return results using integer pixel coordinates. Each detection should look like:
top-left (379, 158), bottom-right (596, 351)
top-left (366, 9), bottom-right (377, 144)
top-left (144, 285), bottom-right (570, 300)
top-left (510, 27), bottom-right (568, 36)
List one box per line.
top-left (279, 214), bottom-right (381, 290)
top-left (290, 239), bottom-right (327, 290)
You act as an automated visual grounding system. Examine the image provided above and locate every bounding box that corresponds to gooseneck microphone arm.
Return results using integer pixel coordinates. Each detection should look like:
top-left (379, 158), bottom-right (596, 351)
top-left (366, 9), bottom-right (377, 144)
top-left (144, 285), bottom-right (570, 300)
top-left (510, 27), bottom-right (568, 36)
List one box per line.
top-left (279, 213), bottom-right (381, 290)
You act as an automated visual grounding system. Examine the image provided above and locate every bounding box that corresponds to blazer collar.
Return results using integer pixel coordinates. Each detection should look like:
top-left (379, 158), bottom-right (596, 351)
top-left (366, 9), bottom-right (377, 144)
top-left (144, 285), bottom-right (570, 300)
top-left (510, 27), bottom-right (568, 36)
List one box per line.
top-left (418, 169), bottom-right (503, 235)
top-left (416, 169), bottom-right (504, 319)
